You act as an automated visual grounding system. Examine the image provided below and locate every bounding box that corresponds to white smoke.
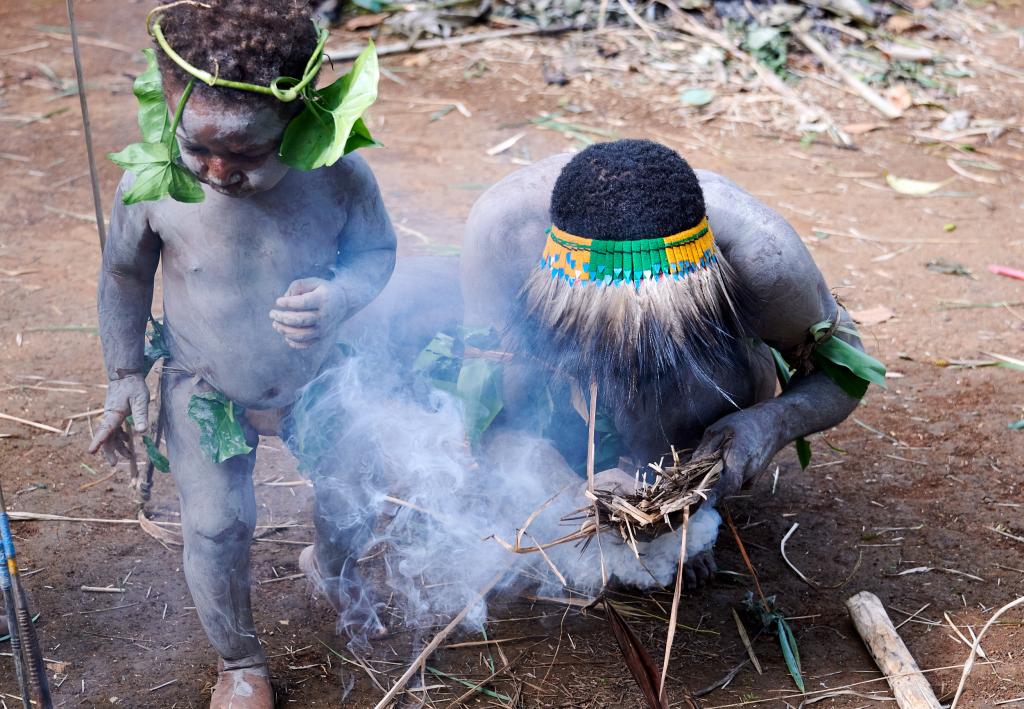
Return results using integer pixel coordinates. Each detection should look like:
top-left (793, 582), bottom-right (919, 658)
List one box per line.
top-left (286, 351), bottom-right (720, 646)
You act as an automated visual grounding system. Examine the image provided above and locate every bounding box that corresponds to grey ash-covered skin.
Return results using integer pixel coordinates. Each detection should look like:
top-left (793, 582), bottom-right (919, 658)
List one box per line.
top-left (89, 86), bottom-right (396, 669)
top-left (461, 153), bottom-right (865, 587)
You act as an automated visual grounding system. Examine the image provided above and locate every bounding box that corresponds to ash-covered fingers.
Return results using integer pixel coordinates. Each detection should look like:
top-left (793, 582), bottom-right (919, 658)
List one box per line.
top-left (89, 410), bottom-right (125, 454)
top-left (129, 389), bottom-right (150, 432)
top-left (268, 309), bottom-right (319, 328)
top-left (271, 322), bottom-right (322, 348)
top-left (275, 284), bottom-right (324, 311)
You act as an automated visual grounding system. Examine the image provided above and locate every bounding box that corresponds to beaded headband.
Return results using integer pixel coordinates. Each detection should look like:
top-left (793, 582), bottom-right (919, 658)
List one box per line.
top-left (540, 216), bottom-right (717, 285)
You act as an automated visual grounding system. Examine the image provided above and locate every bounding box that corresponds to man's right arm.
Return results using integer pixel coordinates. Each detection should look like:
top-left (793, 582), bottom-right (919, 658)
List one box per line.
top-left (90, 175), bottom-right (161, 461)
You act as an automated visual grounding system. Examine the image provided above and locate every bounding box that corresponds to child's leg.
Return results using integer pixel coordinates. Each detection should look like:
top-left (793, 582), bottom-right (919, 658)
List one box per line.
top-left (162, 372), bottom-right (263, 666)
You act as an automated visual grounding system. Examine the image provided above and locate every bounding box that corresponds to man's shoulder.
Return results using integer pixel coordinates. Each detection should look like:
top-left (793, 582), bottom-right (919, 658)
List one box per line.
top-left (467, 154), bottom-right (571, 242)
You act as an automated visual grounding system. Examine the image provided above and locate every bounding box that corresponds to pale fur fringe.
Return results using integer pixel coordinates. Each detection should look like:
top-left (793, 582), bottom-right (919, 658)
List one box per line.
top-left (513, 250), bottom-right (747, 406)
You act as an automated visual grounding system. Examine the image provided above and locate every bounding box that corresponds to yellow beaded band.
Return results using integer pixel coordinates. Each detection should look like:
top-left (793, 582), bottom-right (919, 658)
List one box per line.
top-left (540, 216), bottom-right (717, 285)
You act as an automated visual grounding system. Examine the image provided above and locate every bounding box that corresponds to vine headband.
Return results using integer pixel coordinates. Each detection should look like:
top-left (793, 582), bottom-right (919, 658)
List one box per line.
top-left (110, 1), bottom-right (379, 204)
top-left (540, 216), bottom-right (717, 286)
top-left (146, 1), bottom-right (327, 103)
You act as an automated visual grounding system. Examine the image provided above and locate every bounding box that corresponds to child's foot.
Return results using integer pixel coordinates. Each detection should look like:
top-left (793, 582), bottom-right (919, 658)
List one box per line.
top-left (299, 546), bottom-right (388, 640)
top-left (210, 660), bottom-right (273, 709)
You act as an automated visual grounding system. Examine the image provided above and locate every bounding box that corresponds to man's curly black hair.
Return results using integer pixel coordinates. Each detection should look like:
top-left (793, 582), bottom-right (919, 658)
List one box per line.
top-left (550, 139), bottom-right (706, 241)
top-left (154, 0), bottom-right (319, 101)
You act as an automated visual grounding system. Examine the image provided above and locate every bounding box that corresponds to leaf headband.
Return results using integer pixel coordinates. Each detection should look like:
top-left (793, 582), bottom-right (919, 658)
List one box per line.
top-left (109, 1), bottom-right (379, 204)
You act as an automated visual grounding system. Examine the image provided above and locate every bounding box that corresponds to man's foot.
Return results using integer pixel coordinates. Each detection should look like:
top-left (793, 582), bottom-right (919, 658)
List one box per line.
top-left (210, 660), bottom-right (273, 709)
top-left (299, 546), bottom-right (388, 640)
top-left (683, 549), bottom-right (717, 590)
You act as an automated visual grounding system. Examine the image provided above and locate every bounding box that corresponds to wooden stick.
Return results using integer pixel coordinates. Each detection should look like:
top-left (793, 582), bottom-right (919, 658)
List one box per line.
top-left (65, 0), bottom-right (106, 249)
top-left (585, 380), bottom-right (608, 588)
top-left (372, 569), bottom-right (507, 709)
top-left (659, 506), bottom-right (689, 699)
top-left (792, 29), bottom-right (902, 119)
top-left (326, 24), bottom-right (574, 61)
top-left (846, 591), bottom-right (941, 709)
top-left (0, 413), bottom-right (63, 434)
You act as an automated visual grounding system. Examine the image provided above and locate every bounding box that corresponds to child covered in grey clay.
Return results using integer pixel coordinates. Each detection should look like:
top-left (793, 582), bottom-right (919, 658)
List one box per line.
top-left (88, 1), bottom-right (395, 706)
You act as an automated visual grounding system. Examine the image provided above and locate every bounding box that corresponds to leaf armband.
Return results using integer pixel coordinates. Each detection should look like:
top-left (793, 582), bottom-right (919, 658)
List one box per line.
top-left (807, 319), bottom-right (886, 399)
top-left (186, 390), bottom-right (254, 464)
top-left (771, 318), bottom-right (885, 468)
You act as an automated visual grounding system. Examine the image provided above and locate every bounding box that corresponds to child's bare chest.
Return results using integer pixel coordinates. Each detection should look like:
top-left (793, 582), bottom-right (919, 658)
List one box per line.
top-left (150, 187), bottom-right (347, 283)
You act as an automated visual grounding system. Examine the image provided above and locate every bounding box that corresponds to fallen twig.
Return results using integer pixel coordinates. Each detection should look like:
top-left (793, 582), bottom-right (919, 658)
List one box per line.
top-left (949, 596), bottom-right (1024, 709)
top-left (326, 24), bottom-right (575, 61)
top-left (792, 29), bottom-right (902, 119)
top-left (0, 412), bottom-right (63, 434)
top-left (372, 568), bottom-right (508, 709)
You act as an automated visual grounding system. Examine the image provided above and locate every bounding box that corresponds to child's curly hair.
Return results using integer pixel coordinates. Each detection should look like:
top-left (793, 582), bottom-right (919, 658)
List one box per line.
top-left (154, 0), bottom-right (319, 98)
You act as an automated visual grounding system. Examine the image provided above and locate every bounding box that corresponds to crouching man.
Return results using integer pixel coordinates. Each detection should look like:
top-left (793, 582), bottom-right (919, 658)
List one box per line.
top-left (460, 139), bottom-right (883, 587)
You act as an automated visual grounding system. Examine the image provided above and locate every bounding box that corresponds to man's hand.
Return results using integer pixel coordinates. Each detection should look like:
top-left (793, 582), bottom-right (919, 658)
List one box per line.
top-left (692, 407), bottom-right (782, 509)
top-left (88, 374), bottom-right (150, 466)
top-left (270, 277), bottom-right (346, 350)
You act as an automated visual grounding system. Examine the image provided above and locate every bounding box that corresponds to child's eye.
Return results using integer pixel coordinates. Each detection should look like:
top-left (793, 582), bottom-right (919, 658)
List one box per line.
top-left (233, 150), bottom-right (270, 163)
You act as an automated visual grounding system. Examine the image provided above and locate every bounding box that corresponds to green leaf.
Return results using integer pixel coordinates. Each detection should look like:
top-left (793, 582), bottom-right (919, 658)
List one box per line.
top-left (777, 618), bottom-right (805, 693)
top-left (142, 434), bottom-right (170, 473)
top-left (426, 667), bottom-right (511, 703)
top-left (816, 356), bottom-right (870, 399)
top-left (795, 437), bottom-right (811, 469)
top-left (144, 317), bottom-right (170, 375)
top-left (187, 391), bottom-right (253, 464)
top-left (1010, 418), bottom-right (1024, 431)
top-left (745, 26), bottom-right (781, 51)
top-left (134, 48), bottom-right (173, 145)
top-left (414, 329), bottom-right (505, 443)
top-left (456, 357), bottom-right (503, 444)
top-left (109, 141), bottom-right (172, 170)
top-left (279, 41), bottom-right (380, 170)
top-left (167, 161), bottom-right (205, 202)
top-left (413, 332), bottom-right (460, 384)
top-left (813, 335), bottom-right (887, 395)
top-left (771, 346), bottom-right (794, 386)
top-left (109, 142), bottom-right (203, 205)
top-left (110, 76), bottom-right (203, 205)
top-left (344, 117), bottom-right (381, 153)
top-left (680, 88), bottom-right (715, 107)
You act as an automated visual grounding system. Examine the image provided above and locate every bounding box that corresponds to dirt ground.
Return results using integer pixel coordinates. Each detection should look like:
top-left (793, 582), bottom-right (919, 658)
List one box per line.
top-left (1, 0), bottom-right (1023, 707)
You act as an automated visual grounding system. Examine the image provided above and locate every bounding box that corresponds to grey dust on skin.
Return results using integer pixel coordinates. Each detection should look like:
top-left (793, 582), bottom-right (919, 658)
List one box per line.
top-left (89, 83), bottom-right (397, 670)
top-left (460, 153), bottom-right (865, 588)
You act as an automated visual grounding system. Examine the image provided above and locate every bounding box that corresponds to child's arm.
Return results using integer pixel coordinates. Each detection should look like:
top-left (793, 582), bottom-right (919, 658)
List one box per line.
top-left (89, 175), bottom-right (161, 463)
top-left (270, 157), bottom-right (397, 349)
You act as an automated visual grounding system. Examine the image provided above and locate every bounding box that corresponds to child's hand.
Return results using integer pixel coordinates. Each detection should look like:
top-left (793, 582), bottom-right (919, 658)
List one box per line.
top-left (89, 374), bottom-right (150, 466)
top-left (270, 278), bottom-right (345, 350)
